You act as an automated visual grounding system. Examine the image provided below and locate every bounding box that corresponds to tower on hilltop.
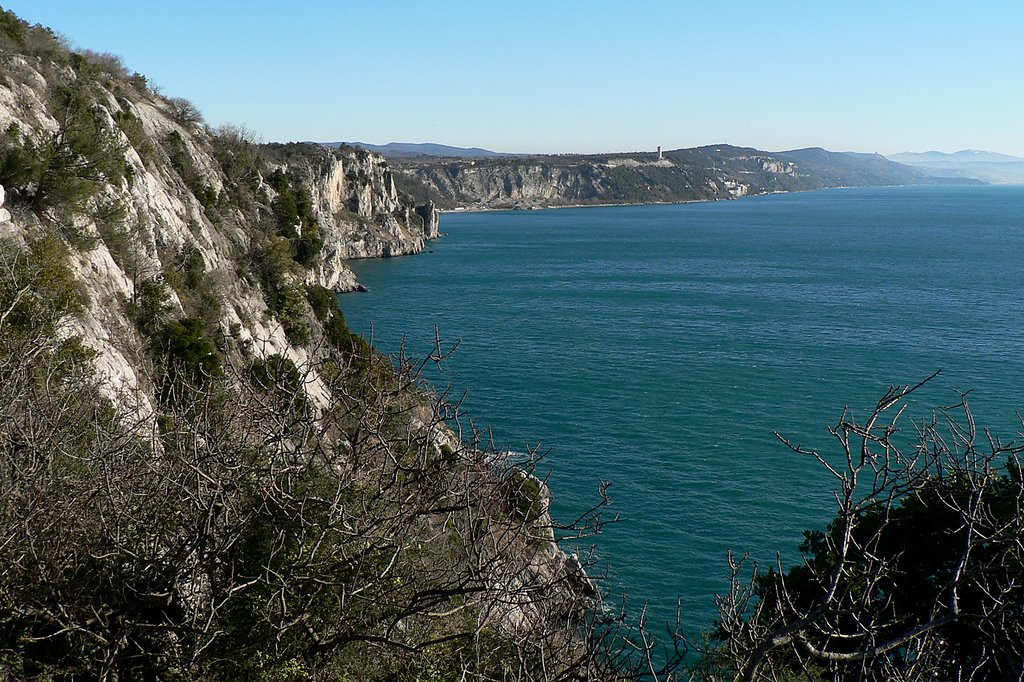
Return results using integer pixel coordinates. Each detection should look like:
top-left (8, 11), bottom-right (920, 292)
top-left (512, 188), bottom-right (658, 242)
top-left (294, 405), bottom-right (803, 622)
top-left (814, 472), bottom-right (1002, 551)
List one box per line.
top-left (657, 146), bottom-right (662, 161)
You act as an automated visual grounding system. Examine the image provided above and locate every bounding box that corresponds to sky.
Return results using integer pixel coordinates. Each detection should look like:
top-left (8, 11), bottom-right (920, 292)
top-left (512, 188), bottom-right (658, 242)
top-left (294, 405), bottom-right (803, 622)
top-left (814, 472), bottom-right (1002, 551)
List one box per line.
top-left (4, 1), bottom-right (1024, 156)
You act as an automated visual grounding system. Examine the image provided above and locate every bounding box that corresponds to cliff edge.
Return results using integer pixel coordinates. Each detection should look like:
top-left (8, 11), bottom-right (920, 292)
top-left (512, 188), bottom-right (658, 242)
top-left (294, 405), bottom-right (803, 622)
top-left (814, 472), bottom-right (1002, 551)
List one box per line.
top-left (0, 12), bottom-right (607, 680)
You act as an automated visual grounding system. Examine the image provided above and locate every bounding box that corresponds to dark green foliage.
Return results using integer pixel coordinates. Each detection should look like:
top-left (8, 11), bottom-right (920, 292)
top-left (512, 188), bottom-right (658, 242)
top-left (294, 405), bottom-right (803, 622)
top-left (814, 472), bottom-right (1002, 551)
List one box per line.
top-left (132, 277), bottom-right (172, 334)
top-left (323, 309), bottom-right (374, 375)
top-left (323, 309), bottom-right (352, 349)
top-left (600, 164), bottom-right (714, 203)
top-left (713, 387), bottom-right (1024, 681)
top-left (306, 284), bottom-right (337, 321)
top-left (114, 108), bottom-right (153, 163)
top-left (155, 317), bottom-right (222, 401)
top-left (268, 168), bottom-right (323, 267)
top-left (250, 354), bottom-right (301, 393)
top-left (127, 72), bottom-right (149, 93)
top-left (252, 236), bottom-right (310, 345)
top-left (758, 470), bottom-right (1024, 679)
top-left (165, 130), bottom-right (219, 211)
top-left (0, 79), bottom-right (127, 219)
top-left (0, 124), bottom-right (34, 191)
top-left (249, 353), bottom-right (309, 419)
top-left (0, 235), bottom-right (83, 345)
top-left (508, 472), bottom-right (546, 523)
top-left (0, 9), bottom-right (26, 49)
top-left (163, 244), bottom-right (207, 292)
top-left (2, 235), bottom-right (81, 323)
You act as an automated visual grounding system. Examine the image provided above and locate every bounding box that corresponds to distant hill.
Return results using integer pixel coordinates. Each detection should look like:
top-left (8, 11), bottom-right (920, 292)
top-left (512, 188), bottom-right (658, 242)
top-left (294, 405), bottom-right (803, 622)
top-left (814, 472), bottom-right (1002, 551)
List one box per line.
top-left (777, 147), bottom-right (925, 187)
top-left (320, 142), bottom-right (505, 159)
top-left (887, 150), bottom-right (1024, 184)
top-left (387, 143), bottom-right (972, 210)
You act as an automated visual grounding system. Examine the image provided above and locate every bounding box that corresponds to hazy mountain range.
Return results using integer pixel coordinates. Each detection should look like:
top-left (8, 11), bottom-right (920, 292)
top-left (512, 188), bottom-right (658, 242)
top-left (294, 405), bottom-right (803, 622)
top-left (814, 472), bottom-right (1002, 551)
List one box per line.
top-left (321, 141), bottom-right (505, 159)
top-left (887, 150), bottom-right (1024, 184)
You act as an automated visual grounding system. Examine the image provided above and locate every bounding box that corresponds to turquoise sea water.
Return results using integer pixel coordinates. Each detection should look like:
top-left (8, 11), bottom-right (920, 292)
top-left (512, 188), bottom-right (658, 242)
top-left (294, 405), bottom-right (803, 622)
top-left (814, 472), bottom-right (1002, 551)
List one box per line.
top-left (339, 185), bottom-right (1024, 634)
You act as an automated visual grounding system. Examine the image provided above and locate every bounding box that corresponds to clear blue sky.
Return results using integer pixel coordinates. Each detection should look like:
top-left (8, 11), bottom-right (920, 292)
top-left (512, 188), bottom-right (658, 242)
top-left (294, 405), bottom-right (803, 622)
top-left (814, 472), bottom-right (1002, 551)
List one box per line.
top-left (5, 1), bottom-right (1023, 156)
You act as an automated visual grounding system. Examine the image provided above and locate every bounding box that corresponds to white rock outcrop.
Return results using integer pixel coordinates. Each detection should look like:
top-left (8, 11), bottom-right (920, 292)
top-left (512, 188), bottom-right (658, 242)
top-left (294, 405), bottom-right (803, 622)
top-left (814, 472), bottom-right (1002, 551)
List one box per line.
top-left (0, 60), bottom-right (439, 410)
top-left (0, 184), bottom-right (10, 224)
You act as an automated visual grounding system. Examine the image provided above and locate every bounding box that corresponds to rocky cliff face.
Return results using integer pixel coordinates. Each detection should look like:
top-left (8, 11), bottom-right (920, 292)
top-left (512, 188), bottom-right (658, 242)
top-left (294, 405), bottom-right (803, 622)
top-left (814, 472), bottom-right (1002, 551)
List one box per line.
top-left (408, 162), bottom-right (606, 209)
top-left (396, 157), bottom-right (670, 209)
top-left (0, 25), bottom-right (603, 677)
top-left (391, 144), bottom-right (931, 210)
top-left (0, 50), bottom-right (438, 408)
top-left (261, 143), bottom-right (439, 291)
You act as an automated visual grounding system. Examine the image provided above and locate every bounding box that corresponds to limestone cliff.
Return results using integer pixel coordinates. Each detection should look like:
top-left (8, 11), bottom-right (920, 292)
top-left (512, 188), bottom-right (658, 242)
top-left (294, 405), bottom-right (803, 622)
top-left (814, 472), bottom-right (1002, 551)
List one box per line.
top-left (390, 144), bottom-right (933, 210)
top-left (0, 50), bottom-right (438, 407)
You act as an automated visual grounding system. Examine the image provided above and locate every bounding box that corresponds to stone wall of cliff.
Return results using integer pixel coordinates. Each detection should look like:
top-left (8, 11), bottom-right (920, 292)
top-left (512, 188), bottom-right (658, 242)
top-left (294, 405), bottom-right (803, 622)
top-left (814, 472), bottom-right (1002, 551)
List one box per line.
top-left (0, 21), bottom-right (605, 677)
top-left (391, 145), bottom-right (929, 210)
top-left (0, 50), bottom-right (438, 408)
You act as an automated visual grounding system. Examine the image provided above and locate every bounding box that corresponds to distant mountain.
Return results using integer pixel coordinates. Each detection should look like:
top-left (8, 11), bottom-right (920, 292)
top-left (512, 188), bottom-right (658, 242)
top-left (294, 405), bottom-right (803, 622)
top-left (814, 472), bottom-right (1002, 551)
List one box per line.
top-left (778, 147), bottom-right (925, 187)
top-left (320, 142), bottom-right (504, 159)
top-left (887, 150), bottom-right (1024, 184)
top-left (387, 143), bottom-right (972, 211)
top-left (890, 149), bottom-right (1024, 164)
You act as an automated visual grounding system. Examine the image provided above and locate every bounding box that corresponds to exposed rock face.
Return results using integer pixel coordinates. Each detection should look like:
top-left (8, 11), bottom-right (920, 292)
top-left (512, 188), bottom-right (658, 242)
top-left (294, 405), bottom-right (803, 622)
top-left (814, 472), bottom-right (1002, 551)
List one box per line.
top-left (0, 58), bottom-right (438, 407)
top-left (391, 144), bottom-right (930, 211)
top-left (403, 162), bottom-right (608, 209)
top-left (262, 143), bottom-right (439, 291)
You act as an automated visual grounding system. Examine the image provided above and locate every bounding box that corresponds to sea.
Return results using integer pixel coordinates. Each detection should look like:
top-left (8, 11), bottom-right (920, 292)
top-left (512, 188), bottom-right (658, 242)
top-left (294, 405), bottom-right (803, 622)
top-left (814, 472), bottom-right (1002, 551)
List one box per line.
top-left (339, 185), bottom-right (1024, 636)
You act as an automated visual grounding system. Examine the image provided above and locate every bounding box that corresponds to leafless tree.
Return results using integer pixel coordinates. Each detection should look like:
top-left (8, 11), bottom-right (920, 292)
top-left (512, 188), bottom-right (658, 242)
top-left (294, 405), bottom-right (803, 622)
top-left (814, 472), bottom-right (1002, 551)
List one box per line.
top-left (711, 374), bottom-right (1024, 681)
top-left (167, 96), bottom-right (204, 128)
top-left (0, 235), bottom-right (684, 680)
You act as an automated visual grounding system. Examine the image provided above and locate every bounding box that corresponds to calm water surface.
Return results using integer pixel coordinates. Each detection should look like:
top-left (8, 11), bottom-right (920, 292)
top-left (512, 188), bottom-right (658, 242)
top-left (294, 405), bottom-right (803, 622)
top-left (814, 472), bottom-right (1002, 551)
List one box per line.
top-left (340, 185), bottom-right (1024, 632)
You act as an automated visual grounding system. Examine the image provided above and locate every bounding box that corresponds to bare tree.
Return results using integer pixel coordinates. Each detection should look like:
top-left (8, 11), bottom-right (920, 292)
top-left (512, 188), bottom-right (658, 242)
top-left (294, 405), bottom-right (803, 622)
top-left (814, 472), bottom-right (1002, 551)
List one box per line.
top-left (167, 96), bottom-right (205, 128)
top-left (712, 374), bottom-right (1024, 681)
top-left (0, 234), bottom-right (687, 680)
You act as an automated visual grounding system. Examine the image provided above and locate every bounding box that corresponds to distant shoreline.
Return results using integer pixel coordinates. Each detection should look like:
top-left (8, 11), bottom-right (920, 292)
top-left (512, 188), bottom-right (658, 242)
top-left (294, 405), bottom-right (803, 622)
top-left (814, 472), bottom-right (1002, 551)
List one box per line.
top-left (437, 181), bottom-right (996, 216)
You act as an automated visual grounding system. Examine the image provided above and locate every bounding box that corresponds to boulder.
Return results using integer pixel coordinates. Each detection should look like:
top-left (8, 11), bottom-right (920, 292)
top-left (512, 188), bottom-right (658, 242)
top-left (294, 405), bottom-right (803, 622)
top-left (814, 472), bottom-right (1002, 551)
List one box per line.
top-left (0, 184), bottom-right (10, 223)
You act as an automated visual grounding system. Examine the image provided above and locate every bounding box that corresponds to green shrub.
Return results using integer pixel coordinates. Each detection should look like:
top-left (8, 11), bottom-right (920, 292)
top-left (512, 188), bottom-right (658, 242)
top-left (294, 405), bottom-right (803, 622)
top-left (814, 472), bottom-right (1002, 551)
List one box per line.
top-left (165, 130), bottom-right (218, 211)
top-left (306, 284), bottom-right (336, 321)
top-left (0, 9), bottom-right (26, 50)
top-left (252, 237), bottom-right (310, 345)
top-left (163, 245), bottom-right (206, 292)
top-left (114, 108), bottom-right (153, 163)
top-left (250, 354), bottom-right (301, 393)
top-left (0, 235), bottom-right (82, 337)
top-left (155, 317), bottom-right (221, 401)
top-left (324, 309), bottom-right (353, 350)
top-left (133, 278), bottom-right (172, 334)
top-left (508, 472), bottom-right (545, 523)
top-left (0, 81), bottom-right (127, 219)
top-left (268, 168), bottom-right (323, 268)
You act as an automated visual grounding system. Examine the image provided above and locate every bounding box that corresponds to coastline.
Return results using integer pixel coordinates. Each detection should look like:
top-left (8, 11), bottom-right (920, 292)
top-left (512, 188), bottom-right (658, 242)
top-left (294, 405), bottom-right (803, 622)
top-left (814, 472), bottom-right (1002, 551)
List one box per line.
top-left (435, 182), bottom-right (986, 216)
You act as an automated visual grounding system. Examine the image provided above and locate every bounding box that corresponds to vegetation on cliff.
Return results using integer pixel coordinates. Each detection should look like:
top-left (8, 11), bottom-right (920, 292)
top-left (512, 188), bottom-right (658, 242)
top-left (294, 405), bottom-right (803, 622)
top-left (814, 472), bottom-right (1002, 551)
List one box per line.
top-left (708, 379), bottom-right (1024, 680)
top-left (0, 8), bottom-right (671, 680)
top-left (0, 231), bottom-right (619, 680)
top-left (386, 145), bottom-right (960, 211)
top-left (0, 7), bottom-right (1021, 681)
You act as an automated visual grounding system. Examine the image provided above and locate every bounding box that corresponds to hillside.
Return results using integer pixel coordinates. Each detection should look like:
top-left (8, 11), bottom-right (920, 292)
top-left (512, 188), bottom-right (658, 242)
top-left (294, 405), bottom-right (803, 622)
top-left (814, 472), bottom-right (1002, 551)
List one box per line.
top-left (5, 7), bottom-right (1022, 681)
top-left (0, 10), bottom-right (620, 680)
top-left (382, 143), bottom-right (964, 210)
